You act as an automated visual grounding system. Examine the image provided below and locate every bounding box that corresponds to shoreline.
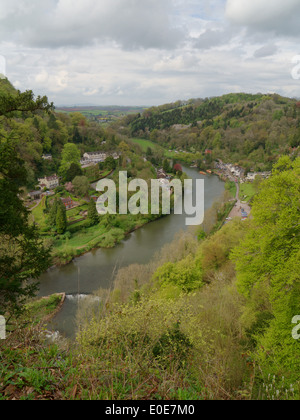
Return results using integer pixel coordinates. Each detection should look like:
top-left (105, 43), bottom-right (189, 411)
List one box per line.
top-left (45, 169), bottom-right (226, 271)
top-left (49, 214), bottom-right (167, 270)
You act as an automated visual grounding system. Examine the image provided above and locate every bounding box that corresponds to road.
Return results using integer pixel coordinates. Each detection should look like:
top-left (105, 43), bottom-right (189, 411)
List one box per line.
top-left (228, 182), bottom-right (251, 220)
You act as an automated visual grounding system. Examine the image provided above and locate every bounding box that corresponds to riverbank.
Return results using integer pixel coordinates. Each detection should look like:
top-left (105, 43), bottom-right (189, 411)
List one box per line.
top-left (51, 214), bottom-right (163, 267)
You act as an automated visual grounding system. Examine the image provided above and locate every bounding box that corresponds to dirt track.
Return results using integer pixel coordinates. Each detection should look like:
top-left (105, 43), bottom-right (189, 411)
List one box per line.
top-left (228, 183), bottom-right (251, 220)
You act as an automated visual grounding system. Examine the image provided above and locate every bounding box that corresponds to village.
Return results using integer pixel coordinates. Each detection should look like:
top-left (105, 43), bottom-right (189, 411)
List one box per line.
top-left (27, 150), bottom-right (120, 200)
top-left (214, 160), bottom-right (271, 184)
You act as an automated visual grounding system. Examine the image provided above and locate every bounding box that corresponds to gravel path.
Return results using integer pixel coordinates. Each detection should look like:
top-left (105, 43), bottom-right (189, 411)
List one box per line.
top-left (228, 183), bottom-right (251, 220)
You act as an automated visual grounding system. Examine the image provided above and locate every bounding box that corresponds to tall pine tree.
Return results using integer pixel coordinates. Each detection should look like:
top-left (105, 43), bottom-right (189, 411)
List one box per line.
top-left (88, 199), bottom-right (99, 226)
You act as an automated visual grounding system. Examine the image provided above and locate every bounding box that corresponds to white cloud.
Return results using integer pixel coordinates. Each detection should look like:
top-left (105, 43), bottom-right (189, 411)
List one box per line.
top-left (0, 0), bottom-right (183, 50)
top-left (226, 0), bottom-right (300, 36)
top-left (1, 0), bottom-right (300, 106)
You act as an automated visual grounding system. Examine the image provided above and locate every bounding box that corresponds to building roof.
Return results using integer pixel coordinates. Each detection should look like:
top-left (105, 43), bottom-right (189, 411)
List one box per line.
top-left (39, 175), bottom-right (59, 182)
top-left (28, 190), bottom-right (41, 196)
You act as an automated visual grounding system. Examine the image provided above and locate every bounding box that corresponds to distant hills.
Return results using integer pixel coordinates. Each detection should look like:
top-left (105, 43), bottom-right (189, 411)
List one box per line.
top-left (116, 92), bottom-right (300, 172)
top-left (56, 105), bottom-right (148, 122)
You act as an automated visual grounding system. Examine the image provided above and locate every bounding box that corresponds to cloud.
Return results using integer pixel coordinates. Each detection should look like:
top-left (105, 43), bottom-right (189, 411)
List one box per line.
top-left (1, 0), bottom-right (300, 107)
top-left (225, 0), bottom-right (300, 36)
top-left (0, 0), bottom-right (183, 50)
top-left (254, 44), bottom-right (278, 58)
top-left (193, 27), bottom-right (235, 50)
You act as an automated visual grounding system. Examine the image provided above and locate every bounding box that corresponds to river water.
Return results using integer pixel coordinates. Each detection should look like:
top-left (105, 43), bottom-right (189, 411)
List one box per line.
top-left (38, 166), bottom-right (225, 337)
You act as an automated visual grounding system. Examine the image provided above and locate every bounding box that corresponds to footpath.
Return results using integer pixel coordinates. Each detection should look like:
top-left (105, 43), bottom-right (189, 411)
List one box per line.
top-left (228, 183), bottom-right (251, 220)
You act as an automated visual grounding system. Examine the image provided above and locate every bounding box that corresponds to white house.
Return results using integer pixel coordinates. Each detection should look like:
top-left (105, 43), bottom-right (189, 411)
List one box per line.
top-left (38, 175), bottom-right (60, 190)
top-left (83, 152), bottom-right (107, 163)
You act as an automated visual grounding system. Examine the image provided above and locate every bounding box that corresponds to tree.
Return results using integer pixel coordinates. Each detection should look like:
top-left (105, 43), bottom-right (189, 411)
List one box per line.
top-left (65, 182), bottom-right (75, 194)
top-left (47, 113), bottom-right (59, 130)
top-left (88, 199), bottom-right (99, 225)
top-left (59, 143), bottom-right (81, 179)
top-left (231, 157), bottom-right (300, 383)
top-left (66, 162), bottom-right (83, 182)
top-left (174, 163), bottom-right (183, 175)
top-left (146, 147), bottom-right (153, 157)
top-left (163, 159), bottom-right (170, 173)
top-left (56, 201), bottom-right (67, 234)
top-left (0, 89), bottom-right (53, 117)
top-left (0, 86), bottom-right (53, 318)
top-left (48, 197), bottom-right (60, 227)
top-left (104, 156), bottom-right (117, 171)
top-left (73, 176), bottom-right (90, 198)
top-left (0, 135), bottom-right (51, 317)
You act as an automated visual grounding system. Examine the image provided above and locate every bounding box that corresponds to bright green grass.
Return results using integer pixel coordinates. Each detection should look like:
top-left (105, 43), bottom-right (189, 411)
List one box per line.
top-left (54, 224), bottom-right (106, 250)
top-left (31, 197), bottom-right (47, 228)
top-left (129, 138), bottom-right (162, 152)
top-left (239, 182), bottom-right (256, 202)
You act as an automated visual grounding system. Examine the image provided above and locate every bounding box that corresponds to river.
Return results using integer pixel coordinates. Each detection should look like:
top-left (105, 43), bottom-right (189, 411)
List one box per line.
top-left (38, 166), bottom-right (225, 338)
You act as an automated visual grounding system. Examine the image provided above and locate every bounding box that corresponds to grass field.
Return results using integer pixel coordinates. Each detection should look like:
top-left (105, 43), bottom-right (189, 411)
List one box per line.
top-left (56, 106), bottom-right (147, 119)
top-left (239, 182), bottom-right (256, 202)
top-left (30, 197), bottom-right (47, 229)
top-left (129, 138), bottom-right (163, 153)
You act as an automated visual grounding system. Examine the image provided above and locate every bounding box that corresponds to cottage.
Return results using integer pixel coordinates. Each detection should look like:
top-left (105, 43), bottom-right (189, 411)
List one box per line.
top-left (80, 158), bottom-right (95, 169)
top-left (60, 197), bottom-right (73, 210)
top-left (28, 190), bottom-right (42, 201)
top-left (42, 154), bottom-right (53, 161)
top-left (157, 169), bottom-right (167, 179)
top-left (246, 173), bottom-right (257, 182)
top-left (112, 153), bottom-right (120, 160)
top-left (83, 152), bottom-right (107, 163)
top-left (38, 175), bottom-right (59, 190)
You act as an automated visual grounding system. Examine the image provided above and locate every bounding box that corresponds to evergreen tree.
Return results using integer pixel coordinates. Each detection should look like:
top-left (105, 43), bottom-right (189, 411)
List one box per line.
top-left (48, 197), bottom-right (59, 227)
top-left (0, 88), bottom-right (52, 317)
top-left (0, 135), bottom-right (51, 317)
top-left (56, 201), bottom-right (67, 234)
top-left (163, 159), bottom-right (170, 173)
top-left (88, 199), bottom-right (99, 226)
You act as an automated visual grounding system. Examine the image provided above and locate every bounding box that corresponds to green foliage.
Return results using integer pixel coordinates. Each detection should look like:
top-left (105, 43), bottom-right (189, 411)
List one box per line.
top-left (72, 176), bottom-right (90, 197)
top-left (56, 201), bottom-right (67, 234)
top-left (231, 157), bottom-right (300, 390)
top-left (48, 198), bottom-right (59, 227)
top-left (65, 162), bottom-right (83, 182)
top-left (0, 87), bottom-right (53, 117)
top-left (154, 255), bottom-right (203, 292)
top-left (152, 323), bottom-right (192, 369)
top-left (0, 135), bottom-right (51, 317)
top-left (104, 156), bottom-right (117, 171)
top-left (88, 199), bottom-right (99, 226)
top-left (124, 93), bottom-right (299, 172)
top-left (0, 325), bottom-right (75, 400)
top-left (59, 143), bottom-right (81, 178)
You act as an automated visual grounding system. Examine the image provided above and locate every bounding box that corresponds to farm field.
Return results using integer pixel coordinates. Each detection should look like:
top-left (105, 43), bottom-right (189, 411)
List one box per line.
top-left (129, 137), bottom-right (164, 152)
top-left (56, 106), bottom-right (147, 120)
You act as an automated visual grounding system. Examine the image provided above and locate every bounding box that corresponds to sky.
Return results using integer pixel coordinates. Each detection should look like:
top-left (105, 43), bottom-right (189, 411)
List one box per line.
top-left (0, 0), bottom-right (300, 106)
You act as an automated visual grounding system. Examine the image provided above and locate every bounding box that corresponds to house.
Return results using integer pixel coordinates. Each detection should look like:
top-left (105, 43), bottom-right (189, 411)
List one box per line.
top-left (157, 169), bottom-right (167, 179)
top-left (42, 154), bottom-right (53, 161)
top-left (81, 151), bottom-right (120, 167)
top-left (28, 190), bottom-right (42, 201)
top-left (83, 152), bottom-right (107, 163)
top-left (80, 158), bottom-right (95, 169)
top-left (38, 175), bottom-right (59, 190)
top-left (60, 197), bottom-right (73, 210)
